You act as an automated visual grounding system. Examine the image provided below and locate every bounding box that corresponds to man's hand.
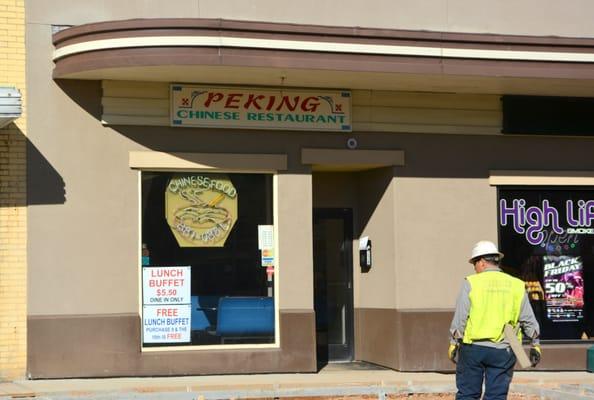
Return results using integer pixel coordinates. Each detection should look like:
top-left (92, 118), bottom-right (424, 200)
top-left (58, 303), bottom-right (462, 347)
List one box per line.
top-left (448, 343), bottom-right (459, 364)
top-left (530, 345), bottom-right (541, 367)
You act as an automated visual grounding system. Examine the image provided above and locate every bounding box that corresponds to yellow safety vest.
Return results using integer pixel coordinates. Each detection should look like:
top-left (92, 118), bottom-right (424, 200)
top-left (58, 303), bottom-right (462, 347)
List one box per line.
top-left (463, 271), bottom-right (525, 344)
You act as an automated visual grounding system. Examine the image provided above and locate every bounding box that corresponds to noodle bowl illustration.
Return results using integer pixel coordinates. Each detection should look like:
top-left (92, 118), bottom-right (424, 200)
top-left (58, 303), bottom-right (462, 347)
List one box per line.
top-left (175, 206), bottom-right (230, 227)
top-left (174, 189), bottom-right (230, 228)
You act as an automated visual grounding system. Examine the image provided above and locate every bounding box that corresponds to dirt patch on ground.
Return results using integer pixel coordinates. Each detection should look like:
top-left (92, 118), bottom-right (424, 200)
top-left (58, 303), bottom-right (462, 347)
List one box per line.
top-left (389, 394), bottom-right (538, 399)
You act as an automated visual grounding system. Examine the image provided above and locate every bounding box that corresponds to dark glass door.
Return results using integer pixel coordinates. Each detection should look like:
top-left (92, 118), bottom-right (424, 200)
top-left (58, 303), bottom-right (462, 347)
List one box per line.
top-left (313, 208), bottom-right (354, 364)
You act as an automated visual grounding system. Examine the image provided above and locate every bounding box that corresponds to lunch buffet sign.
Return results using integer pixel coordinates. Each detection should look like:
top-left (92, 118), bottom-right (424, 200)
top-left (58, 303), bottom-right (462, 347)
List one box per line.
top-left (171, 85), bottom-right (352, 132)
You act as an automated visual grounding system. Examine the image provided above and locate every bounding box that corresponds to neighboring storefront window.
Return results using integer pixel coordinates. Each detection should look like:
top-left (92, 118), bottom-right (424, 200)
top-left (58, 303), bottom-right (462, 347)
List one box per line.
top-left (141, 172), bottom-right (275, 347)
top-left (498, 187), bottom-right (594, 341)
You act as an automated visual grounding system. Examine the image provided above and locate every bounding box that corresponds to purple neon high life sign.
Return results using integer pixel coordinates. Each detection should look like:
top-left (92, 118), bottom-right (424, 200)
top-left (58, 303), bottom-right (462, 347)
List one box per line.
top-left (499, 199), bottom-right (594, 245)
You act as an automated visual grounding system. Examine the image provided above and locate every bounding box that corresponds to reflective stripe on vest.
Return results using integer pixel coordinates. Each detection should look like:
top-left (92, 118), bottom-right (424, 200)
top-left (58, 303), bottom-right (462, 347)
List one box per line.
top-left (463, 271), bottom-right (525, 344)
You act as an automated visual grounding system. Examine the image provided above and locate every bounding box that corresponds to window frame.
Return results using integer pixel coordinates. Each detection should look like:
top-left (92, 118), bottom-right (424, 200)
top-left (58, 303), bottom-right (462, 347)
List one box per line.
top-left (492, 171), bottom-right (594, 343)
top-left (136, 168), bottom-right (281, 352)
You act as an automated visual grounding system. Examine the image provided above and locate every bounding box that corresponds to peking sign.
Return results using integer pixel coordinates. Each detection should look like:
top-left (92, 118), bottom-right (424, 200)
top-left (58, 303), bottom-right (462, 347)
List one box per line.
top-left (171, 85), bottom-right (351, 131)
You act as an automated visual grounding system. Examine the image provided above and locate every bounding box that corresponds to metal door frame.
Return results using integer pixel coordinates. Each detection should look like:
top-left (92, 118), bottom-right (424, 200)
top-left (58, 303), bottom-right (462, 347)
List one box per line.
top-left (313, 207), bottom-right (354, 363)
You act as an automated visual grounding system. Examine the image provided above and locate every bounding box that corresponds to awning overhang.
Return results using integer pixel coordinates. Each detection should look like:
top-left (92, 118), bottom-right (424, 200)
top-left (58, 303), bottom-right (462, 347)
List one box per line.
top-left (52, 18), bottom-right (594, 96)
top-left (0, 87), bottom-right (22, 128)
top-left (302, 148), bottom-right (405, 172)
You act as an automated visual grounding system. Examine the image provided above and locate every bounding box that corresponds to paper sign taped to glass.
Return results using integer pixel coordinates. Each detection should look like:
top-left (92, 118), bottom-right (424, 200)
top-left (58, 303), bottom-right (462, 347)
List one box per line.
top-left (258, 225), bottom-right (274, 250)
top-left (261, 248), bottom-right (275, 267)
top-left (543, 255), bottom-right (584, 322)
top-left (165, 174), bottom-right (238, 247)
top-left (143, 304), bottom-right (191, 343)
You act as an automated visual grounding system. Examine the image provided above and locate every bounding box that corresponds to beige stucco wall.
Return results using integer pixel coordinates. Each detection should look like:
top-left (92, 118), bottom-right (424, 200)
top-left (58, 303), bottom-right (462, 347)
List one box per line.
top-left (309, 134), bottom-right (594, 313)
top-left (395, 177), bottom-right (497, 310)
top-left (355, 168), bottom-right (397, 309)
top-left (311, 169), bottom-right (496, 311)
top-left (278, 172), bottom-right (313, 310)
top-left (26, 0), bottom-right (594, 38)
top-left (386, 132), bottom-right (594, 310)
top-left (312, 169), bottom-right (496, 311)
top-left (26, 0), bottom-right (594, 324)
top-left (27, 23), bottom-right (139, 315)
top-left (312, 173), bottom-right (357, 209)
top-left (28, 19), bottom-right (594, 317)
top-left (27, 20), bottom-right (316, 314)
top-left (28, 25), bottom-right (316, 314)
top-left (312, 170), bottom-right (397, 310)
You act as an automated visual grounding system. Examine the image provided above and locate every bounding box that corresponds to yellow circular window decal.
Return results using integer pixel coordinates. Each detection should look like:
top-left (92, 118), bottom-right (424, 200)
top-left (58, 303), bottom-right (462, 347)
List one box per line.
top-left (165, 174), bottom-right (238, 247)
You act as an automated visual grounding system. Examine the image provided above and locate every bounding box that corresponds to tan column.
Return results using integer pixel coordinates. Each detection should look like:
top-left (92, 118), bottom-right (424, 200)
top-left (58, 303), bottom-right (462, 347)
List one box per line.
top-left (355, 167), bottom-right (398, 309)
top-left (277, 172), bottom-right (313, 310)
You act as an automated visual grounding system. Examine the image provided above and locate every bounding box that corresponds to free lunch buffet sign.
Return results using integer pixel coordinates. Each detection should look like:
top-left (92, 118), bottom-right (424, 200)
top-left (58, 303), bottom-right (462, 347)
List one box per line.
top-left (171, 85), bottom-right (352, 132)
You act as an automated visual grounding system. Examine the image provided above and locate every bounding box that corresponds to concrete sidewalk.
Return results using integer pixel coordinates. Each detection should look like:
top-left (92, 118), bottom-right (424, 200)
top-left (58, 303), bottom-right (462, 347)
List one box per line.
top-left (1, 366), bottom-right (594, 399)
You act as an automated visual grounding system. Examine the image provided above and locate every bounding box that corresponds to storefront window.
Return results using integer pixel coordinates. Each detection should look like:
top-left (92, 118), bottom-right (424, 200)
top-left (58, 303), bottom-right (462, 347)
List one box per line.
top-left (498, 187), bottom-right (594, 341)
top-left (141, 172), bottom-right (275, 347)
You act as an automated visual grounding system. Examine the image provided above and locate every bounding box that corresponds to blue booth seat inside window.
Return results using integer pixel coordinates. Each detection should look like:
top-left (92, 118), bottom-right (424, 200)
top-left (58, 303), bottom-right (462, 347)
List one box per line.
top-left (190, 295), bottom-right (219, 331)
top-left (216, 296), bottom-right (274, 337)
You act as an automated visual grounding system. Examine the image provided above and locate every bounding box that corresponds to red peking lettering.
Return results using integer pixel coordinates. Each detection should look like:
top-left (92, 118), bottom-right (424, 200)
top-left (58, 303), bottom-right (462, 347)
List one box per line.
top-left (204, 92), bottom-right (224, 107)
top-left (225, 93), bottom-right (242, 109)
top-left (276, 96), bottom-right (299, 111)
top-left (244, 94), bottom-right (265, 110)
top-left (301, 97), bottom-right (320, 112)
top-left (265, 96), bottom-right (276, 111)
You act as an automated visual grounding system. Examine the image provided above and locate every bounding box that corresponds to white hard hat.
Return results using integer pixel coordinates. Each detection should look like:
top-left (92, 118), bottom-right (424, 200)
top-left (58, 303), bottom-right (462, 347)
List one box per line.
top-left (469, 240), bottom-right (504, 263)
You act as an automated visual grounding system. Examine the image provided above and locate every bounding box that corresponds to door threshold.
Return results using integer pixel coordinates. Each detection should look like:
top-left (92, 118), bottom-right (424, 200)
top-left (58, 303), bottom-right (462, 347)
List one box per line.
top-left (321, 361), bottom-right (390, 371)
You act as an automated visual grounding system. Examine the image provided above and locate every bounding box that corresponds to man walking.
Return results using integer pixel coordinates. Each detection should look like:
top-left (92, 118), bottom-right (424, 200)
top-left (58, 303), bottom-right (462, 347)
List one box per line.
top-left (448, 241), bottom-right (541, 400)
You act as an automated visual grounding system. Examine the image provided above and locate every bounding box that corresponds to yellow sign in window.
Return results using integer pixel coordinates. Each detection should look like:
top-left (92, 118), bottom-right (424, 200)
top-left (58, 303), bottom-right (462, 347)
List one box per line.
top-left (165, 174), bottom-right (238, 247)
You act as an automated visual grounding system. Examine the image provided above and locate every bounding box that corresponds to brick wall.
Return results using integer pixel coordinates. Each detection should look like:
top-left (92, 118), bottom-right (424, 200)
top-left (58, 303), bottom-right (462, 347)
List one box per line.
top-left (0, 0), bottom-right (26, 380)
